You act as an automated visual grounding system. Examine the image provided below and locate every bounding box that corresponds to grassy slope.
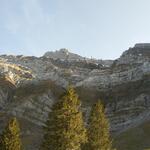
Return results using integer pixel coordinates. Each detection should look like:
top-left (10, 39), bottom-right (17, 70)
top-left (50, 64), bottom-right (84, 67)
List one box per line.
top-left (114, 120), bottom-right (150, 150)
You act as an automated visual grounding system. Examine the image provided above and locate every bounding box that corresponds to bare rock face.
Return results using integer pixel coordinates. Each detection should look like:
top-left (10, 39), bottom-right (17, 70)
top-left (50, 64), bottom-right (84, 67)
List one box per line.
top-left (44, 48), bottom-right (83, 60)
top-left (0, 75), bottom-right (16, 108)
top-left (10, 90), bottom-right (54, 126)
top-left (0, 44), bottom-right (150, 149)
top-left (115, 44), bottom-right (150, 65)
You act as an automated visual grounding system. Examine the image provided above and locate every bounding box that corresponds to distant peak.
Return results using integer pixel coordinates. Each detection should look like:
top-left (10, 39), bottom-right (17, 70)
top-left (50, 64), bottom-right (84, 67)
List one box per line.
top-left (59, 48), bottom-right (69, 53)
top-left (134, 43), bottom-right (150, 48)
top-left (43, 48), bottom-right (83, 60)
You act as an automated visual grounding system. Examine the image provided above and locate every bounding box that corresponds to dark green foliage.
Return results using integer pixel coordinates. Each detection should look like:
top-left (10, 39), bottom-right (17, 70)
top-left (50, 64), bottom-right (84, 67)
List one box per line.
top-left (0, 117), bottom-right (22, 150)
top-left (41, 86), bottom-right (87, 150)
top-left (86, 101), bottom-right (112, 150)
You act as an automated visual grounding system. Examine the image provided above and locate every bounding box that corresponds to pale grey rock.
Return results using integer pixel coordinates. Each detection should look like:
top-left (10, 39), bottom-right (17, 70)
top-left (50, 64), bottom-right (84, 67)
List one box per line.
top-left (10, 90), bottom-right (54, 126)
top-left (0, 88), bottom-right (9, 108)
top-left (0, 45), bottom-right (150, 149)
top-left (135, 43), bottom-right (150, 48)
top-left (44, 49), bottom-right (83, 60)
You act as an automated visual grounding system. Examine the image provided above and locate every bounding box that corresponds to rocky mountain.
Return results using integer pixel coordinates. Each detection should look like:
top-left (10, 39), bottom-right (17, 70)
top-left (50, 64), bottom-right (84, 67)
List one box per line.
top-left (0, 44), bottom-right (150, 150)
top-left (44, 48), bottom-right (83, 60)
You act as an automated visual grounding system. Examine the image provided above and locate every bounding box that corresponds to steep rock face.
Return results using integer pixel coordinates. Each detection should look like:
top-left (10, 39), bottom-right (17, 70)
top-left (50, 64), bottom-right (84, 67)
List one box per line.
top-left (0, 44), bottom-right (150, 149)
top-left (76, 44), bottom-right (150, 134)
top-left (10, 90), bottom-right (54, 126)
top-left (0, 76), bottom-right (16, 108)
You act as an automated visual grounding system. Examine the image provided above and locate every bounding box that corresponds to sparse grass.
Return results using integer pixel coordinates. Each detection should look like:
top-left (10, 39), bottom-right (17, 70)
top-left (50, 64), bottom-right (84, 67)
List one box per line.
top-left (14, 80), bottom-right (64, 101)
top-left (114, 121), bottom-right (150, 150)
top-left (18, 118), bottom-right (43, 150)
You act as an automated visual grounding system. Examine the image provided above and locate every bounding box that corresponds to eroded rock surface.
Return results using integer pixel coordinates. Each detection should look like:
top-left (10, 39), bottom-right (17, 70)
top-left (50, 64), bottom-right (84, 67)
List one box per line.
top-left (0, 44), bottom-right (150, 149)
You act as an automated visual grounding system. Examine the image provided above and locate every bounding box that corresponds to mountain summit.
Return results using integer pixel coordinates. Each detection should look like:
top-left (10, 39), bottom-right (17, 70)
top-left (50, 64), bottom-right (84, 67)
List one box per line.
top-left (43, 48), bottom-right (84, 60)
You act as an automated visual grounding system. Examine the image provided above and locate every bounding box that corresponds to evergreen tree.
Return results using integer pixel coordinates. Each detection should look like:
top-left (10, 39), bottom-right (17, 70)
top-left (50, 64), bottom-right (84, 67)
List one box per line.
top-left (86, 100), bottom-right (112, 150)
top-left (41, 86), bottom-right (87, 150)
top-left (0, 117), bottom-right (22, 150)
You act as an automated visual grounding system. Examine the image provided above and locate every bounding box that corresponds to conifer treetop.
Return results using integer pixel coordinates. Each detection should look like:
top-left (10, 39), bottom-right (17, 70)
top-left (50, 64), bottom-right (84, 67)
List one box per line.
top-left (0, 117), bottom-right (22, 150)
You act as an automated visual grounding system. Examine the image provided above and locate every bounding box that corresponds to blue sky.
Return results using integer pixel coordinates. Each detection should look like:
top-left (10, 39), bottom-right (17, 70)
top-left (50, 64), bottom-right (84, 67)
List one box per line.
top-left (0, 0), bottom-right (150, 59)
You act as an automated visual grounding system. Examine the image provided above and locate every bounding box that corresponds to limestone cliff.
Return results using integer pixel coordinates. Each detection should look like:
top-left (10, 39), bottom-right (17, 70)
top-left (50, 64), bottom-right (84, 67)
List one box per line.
top-left (0, 44), bottom-right (150, 150)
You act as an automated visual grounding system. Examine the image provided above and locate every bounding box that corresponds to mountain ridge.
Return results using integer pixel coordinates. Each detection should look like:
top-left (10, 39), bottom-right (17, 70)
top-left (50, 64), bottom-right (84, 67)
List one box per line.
top-left (0, 43), bottom-right (150, 150)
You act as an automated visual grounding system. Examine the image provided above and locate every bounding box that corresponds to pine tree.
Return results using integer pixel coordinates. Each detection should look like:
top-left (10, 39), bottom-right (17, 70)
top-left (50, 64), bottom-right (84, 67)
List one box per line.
top-left (0, 117), bottom-right (22, 150)
top-left (86, 100), bottom-right (112, 150)
top-left (41, 86), bottom-right (87, 150)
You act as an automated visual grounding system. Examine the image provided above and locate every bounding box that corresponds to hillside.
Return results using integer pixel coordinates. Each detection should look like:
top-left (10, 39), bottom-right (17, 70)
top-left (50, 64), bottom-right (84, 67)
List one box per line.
top-left (0, 44), bottom-right (150, 149)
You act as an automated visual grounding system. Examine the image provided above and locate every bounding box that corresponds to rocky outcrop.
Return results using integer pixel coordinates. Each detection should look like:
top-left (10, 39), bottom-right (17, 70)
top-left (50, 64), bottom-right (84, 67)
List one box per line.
top-left (0, 44), bottom-right (150, 149)
top-left (10, 90), bottom-right (54, 126)
top-left (44, 48), bottom-right (83, 60)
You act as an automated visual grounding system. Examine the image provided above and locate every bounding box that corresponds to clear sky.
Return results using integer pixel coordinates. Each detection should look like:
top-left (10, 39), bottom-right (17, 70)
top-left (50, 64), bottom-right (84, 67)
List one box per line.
top-left (0, 0), bottom-right (150, 59)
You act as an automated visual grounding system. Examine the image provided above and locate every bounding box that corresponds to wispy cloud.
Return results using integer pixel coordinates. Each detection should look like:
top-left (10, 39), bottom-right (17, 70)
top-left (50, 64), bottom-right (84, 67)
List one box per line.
top-left (1, 0), bottom-right (56, 56)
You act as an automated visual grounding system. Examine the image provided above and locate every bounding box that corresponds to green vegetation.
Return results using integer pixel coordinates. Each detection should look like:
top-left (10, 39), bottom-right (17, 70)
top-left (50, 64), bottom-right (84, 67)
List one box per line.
top-left (85, 100), bottom-right (113, 150)
top-left (0, 117), bottom-right (22, 150)
top-left (41, 86), bottom-right (87, 150)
